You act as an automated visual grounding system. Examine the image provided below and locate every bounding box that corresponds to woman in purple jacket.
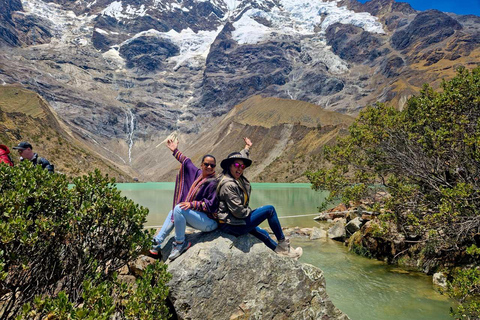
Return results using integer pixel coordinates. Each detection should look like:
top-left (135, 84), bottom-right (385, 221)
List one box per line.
top-left (149, 137), bottom-right (219, 260)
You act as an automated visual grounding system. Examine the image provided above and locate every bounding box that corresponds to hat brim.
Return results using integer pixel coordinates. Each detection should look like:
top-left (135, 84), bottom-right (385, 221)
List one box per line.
top-left (12, 147), bottom-right (26, 150)
top-left (220, 157), bottom-right (252, 170)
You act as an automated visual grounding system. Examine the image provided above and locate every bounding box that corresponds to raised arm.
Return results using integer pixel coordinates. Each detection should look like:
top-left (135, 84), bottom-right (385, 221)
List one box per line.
top-left (243, 137), bottom-right (252, 151)
top-left (167, 138), bottom-right (189, 164)
top-left (240, 137), bottom-right (252, 158)
top-left (166, 138), bottom-right (178, 152)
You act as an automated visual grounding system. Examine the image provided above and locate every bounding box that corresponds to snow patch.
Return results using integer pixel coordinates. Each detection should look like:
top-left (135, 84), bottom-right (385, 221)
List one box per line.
top-left (232, 13), bottom-right (272, 44)
top-left (102, 1), bottom-right (147, 20)
top-left (95, 28), bottom-right (109, 35)
top-left (124, 27), bottom-right (222, 70)
top-left (21, 0), bottom-right (95, 45)
top-left (103, 48), bottom-right (126, 68)
top-left (231, 0), bottom-right (384, 45)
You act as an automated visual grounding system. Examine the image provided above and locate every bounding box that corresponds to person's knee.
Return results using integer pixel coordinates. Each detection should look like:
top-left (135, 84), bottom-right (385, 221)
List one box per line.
top-left (173, 204), bottom-right (184, 217)
top-left (266, 205), bottom-right (276, 216)
top-left (205, 222), bottom-right (218, 232)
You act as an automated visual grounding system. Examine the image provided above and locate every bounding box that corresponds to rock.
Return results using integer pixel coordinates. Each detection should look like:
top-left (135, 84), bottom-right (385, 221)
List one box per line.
top-left (117, 275), bottom-right (137, 286)
top-left (433, 272), bottom-right (448, 289)
top-left (128, 255), bottom-right (157, 277)
top-left (310, 227), bottom-right (328, 240)
top-left (345, 217), bottom-right (363, 236)
top-left (160, 231), bottom-right (349, 320)
top-left (391, 10), bottom-right (462, 51)
top-left (328, 218), bottom-right (347, 241)
top-left (314, 212), bottom-right (329, 221)
top-left (326, 23), bottom-right (385, 63)
top-left (119, 35), bottom-right (180, 72)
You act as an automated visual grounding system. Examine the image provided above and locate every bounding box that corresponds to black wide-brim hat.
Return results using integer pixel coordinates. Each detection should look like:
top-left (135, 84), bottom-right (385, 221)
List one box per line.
top-left (220, 152), bottom-right (252, 170)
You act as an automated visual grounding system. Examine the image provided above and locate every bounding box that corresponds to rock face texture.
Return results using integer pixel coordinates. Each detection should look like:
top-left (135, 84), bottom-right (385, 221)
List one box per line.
top-left (161, 231), bottom-right (349, 320)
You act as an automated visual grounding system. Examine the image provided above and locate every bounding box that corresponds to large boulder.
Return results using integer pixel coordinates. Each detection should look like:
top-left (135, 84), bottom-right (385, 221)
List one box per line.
top-left (160, 231), bottom-right (349, 320)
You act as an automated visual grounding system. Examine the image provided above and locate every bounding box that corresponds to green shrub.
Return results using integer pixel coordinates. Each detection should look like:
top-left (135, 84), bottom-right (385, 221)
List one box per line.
top-left (0, 163), bottom-right (157, 319)
top-left (18, 261), bottom-right (171, 320)
top-left (306, 66), bottom-right (480, 317)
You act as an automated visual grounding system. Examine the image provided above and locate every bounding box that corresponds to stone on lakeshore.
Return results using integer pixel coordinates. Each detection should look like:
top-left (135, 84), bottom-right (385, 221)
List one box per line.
top-left (310, 227), bottom-right (328, 240)
top-left (328, 203), bottom-right (348, 213)
top-left (314, 212), bottom-right (329, 221)
top-left (328, 218), bottom-right (347, 241)
top-left (161, 230), bottom-right (349, 320)
top-left (433, 272), bottom-right (448, 289)
top-left (346, 217), bottom-right (363, 236)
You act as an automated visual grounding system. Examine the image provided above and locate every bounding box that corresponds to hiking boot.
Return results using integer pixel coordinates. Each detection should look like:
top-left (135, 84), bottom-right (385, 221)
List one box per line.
top-left (275, 238), bottom-right (303, 259)
top-left (168, 241), bottom-right (191, 261)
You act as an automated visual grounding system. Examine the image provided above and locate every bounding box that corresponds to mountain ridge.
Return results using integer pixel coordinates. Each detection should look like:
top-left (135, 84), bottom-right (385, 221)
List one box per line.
top-left (0, 0), bottom-right (478, 180)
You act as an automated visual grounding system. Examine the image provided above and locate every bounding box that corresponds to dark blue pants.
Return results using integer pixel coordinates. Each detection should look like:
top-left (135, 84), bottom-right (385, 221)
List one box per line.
top-left (219, 205), bottom-right (285, 250)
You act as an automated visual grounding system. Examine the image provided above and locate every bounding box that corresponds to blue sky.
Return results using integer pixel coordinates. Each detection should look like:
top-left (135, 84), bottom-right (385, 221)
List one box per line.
top-left (357, 0), bottom-right (480, 16)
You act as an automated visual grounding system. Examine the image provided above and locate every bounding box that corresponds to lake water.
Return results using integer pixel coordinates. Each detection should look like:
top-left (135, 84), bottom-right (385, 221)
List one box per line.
top-left (118, 182), bottom-right (453, 320)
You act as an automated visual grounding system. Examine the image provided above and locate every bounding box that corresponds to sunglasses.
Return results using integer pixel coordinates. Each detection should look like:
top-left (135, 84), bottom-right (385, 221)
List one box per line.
top-left (233, 162), bottom-right (246, 170)
top-left (203, 162), bottom-right (216, 168)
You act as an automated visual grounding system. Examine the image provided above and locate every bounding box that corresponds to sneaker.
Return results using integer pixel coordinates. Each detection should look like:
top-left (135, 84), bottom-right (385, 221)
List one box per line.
top-left (275, 238), bottom-right (303, 259)
top-left (148, 244), bottom-right (162, 257)
top-left (168, 241), bottom-right (191, 261)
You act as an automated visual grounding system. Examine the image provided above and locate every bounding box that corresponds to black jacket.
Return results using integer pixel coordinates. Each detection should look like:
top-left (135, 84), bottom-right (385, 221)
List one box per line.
top-left (22, 153), bottom-right (54, 172)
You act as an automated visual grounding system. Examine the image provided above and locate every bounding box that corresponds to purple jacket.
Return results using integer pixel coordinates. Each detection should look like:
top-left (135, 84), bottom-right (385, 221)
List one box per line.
top-left (172, 149), bottom-right (219, 218)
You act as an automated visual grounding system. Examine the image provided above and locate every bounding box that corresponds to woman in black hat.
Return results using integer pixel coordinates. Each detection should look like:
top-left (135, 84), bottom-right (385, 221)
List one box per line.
top-left (216, 138), bottom-right (302, 259)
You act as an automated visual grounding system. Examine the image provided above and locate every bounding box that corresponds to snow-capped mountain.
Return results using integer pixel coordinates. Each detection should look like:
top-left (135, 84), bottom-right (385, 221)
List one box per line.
top-left (0, 0), bottom-right (478, 179)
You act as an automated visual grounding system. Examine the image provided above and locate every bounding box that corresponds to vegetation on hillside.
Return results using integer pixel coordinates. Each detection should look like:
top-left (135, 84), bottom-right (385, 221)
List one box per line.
top-left (0, 163), bottom-right (171, 319)
top-left (306, 66), bottom-right (480, 318)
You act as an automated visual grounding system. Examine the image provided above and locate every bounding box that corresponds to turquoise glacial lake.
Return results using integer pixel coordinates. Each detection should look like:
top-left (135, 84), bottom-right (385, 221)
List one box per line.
top-left (118, 182), bottom-right (453, 320)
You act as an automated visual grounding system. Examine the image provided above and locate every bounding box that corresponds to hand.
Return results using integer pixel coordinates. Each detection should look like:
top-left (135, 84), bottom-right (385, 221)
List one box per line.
top-left (244, 137), bottom-right (252, 150)
top-left (166, 139), bottom-right (178, 152)
top-left (179, 202), bottom-right (191, 210)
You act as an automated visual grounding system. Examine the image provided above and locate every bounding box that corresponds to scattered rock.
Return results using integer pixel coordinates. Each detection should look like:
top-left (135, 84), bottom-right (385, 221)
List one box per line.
top-left (433, 272), bottom-right (448, 289)
top-left (310, 227), bottom-right (328, 240)
top-left (328, 218), bottom-right (347, 240)
top-left (346, 217), bottom-right (363, 236)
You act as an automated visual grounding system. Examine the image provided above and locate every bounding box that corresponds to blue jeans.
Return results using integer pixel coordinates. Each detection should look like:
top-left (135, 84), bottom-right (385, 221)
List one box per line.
top-left (153, 204), bottom-right (218, 245)
top-left (219, 205), bottom-right (285, 251)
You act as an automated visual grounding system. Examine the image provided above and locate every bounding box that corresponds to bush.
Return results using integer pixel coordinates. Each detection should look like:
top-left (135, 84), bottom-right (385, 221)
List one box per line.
top-left (18, 261), bottom-right (171, 320)
top-left (306, 66), bottom-right (480, 317)
top-left (0, 162), bottom-right (163, 319)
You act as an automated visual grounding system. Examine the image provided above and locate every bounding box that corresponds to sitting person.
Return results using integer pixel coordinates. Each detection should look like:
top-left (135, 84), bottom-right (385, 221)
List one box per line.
top-left (12, 142), bottom-right (54, 172)
top-left (216, 137), bottom-right (302, 259)
top-left (0, 144), bottom-right (14, 166)
top-left (150, 136), bottom-right (219, 260)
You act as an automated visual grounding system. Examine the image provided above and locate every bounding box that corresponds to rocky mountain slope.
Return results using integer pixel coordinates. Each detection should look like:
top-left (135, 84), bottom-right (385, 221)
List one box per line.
top-left (0, 85), bottom-right (133, 180)
top-left (0, 0), bottom-right (478, 180)
top-left (145, 95), bottom-right (354, 182)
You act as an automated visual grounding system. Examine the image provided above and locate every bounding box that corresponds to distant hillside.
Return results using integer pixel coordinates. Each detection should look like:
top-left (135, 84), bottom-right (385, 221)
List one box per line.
top-left (145, 96), bottom-right (354, 182)
top-left (0, 85), bottom-right (133, 181)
